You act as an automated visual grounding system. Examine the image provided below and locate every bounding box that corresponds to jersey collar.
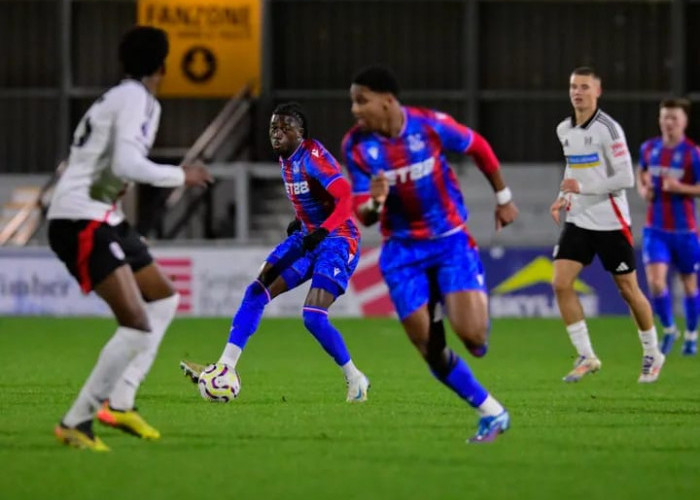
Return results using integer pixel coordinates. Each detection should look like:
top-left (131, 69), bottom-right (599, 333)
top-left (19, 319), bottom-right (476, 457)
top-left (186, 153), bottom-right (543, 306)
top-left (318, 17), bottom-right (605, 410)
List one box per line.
top-left (570, 108), bottom-right (600, 129)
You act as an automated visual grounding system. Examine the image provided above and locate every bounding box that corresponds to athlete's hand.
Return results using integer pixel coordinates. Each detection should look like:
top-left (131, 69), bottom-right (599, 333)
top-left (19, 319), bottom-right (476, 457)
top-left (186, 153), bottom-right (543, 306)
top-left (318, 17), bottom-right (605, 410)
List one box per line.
top-left (495, 201), bottom-right (519, 231)
top-left (560, 178), bottom-right (581, 194)
top-left (182, 162), bottom-right (213, 188)
top-left (550, 197), bottom-right (568, 225)
top-left (638, 171), bottom-right (654, 201)
top-left (370, 170), bottom-right (389, 205)
top-left (302, 228), bottom-right (329, 251)
top-left (662, 176), bottom-right (685, 194)
top-left (286, 218), bottom-right (302, 236)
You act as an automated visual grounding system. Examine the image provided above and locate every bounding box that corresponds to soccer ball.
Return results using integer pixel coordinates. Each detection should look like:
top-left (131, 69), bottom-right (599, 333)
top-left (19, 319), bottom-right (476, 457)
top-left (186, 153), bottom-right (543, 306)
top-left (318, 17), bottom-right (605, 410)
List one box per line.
top-left (198, 363), bottom-right (241, 402)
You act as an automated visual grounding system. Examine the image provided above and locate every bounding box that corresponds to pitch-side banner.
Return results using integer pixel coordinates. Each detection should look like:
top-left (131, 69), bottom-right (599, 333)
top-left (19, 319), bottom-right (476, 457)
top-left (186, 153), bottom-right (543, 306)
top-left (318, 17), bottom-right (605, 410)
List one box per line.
top-left (138, 0), bottom-right (261, 97)
top-left (0, 247), bottom-right (650, 317)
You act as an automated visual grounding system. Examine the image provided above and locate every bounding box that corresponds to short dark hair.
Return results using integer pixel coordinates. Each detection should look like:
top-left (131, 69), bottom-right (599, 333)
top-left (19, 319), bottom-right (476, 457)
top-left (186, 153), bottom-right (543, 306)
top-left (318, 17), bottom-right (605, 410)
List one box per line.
top-left (660, 97), bottom-right (691, 116)
top-left (352, 65), bottom-right (400, 96)
top-left (571, 66), bottom-right (601, 80)
top-left (119, 26), bottom-right (169, 78)
top-left (272, 102), bottom-right (309, 139)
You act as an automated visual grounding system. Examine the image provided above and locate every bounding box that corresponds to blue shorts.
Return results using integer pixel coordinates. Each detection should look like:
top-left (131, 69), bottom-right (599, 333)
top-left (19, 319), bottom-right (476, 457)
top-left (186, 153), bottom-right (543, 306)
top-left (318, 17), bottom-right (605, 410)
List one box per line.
top-left (267, 232), bottom-right (359, 296)
top-left (642, 227), bottom-right (700, 275)
top-left (379, 230), bottom-right (486, 320)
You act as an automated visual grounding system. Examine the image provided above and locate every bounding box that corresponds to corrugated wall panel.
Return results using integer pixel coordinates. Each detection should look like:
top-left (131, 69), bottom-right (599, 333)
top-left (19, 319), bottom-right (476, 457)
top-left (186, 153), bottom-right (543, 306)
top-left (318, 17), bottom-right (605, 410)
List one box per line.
top-left (72, 0), bottom-right (136, 87)
top-left (0, 1), bottom-right (59, 87)
top-left (0, 97), bottom-right (59, 172)
top-left (272, 1), bottom-right (464, 90)
top-left (480, 1), bottom-right (671, 91)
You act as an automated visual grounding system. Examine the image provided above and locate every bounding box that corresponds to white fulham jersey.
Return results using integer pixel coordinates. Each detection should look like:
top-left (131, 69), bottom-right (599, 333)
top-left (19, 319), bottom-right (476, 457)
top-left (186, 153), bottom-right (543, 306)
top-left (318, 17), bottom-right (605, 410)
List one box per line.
top-left (48, 79), bottom-right (185, 225)
top-left (556, 109), bottom-right (635, 231)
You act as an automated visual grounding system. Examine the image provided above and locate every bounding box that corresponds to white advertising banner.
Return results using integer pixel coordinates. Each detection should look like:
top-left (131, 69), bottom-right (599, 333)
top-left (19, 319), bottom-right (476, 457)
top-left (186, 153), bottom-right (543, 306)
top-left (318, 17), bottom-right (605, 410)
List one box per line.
top-left (0, 247), bottom-right (386, 317)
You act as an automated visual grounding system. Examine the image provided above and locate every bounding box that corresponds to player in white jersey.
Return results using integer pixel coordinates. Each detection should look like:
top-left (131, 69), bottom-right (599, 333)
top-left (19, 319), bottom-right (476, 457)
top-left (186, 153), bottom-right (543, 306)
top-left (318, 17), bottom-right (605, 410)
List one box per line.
top-left (550, 67), bottom-right (664, 384)
top-left (48, 26), bottom-right (212, 451)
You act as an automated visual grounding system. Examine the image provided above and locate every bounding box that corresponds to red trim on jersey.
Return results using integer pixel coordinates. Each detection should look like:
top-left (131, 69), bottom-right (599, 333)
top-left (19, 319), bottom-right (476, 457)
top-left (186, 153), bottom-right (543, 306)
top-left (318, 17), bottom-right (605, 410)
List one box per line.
top-left (76, 220), bottom-right (102, 293)
top-left (609, 195), bottom-right (633, 245)
top-left (465, 131), bottom-right (499, 175)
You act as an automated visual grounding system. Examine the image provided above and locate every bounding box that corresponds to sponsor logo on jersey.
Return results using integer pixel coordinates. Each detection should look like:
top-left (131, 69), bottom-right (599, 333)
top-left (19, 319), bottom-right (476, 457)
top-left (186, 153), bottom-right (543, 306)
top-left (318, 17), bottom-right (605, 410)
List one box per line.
top-left (611, 141), bottom-right (628, 158)
top-left (567, 153), bottom-right (601, 168)
top-left (285, 181), bottom-right (310, 195)
top-left (384, 157), bottom-right (435, 185)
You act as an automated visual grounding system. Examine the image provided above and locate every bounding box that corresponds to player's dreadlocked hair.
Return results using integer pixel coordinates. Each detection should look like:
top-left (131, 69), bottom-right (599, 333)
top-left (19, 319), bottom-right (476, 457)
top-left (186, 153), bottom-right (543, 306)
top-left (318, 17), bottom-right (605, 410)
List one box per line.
top-left (273, 102), bottom-right (309, 139)
top-left (119, 26), bottom-right (169, 79)
top-left (352, 65), bottom-right (400, 96)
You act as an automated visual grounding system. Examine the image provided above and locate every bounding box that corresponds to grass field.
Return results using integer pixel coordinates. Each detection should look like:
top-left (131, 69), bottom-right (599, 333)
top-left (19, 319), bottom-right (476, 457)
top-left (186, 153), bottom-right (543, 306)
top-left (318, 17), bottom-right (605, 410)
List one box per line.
top-left (1, 316), bottom-right (699, 500)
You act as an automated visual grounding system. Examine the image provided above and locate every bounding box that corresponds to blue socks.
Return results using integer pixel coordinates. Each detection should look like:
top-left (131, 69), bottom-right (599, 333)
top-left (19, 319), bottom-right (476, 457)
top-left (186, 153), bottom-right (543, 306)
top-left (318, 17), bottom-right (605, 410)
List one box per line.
top-left (302, 306), bottom-right (351, 365)
top-left (432, 351), bottom-right (488, 408)
top-left (227, 280), bottom-right (271, 349)
top-left (652, 292), bottom-right (675, 329)
top-left (684, 293), bottom-right (699, 332)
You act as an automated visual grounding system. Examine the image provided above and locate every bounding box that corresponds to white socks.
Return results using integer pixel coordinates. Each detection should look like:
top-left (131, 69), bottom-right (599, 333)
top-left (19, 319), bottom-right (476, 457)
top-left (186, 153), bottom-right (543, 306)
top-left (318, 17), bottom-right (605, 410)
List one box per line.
top-left (219, 342), bottom-right (243, 369)
top-left (62, 326), bottom-right (149, 427)
top-left (685, 331), bottom-right (698, 341)
top-left (341, 360), bottom-right (362, 381)
top-left (638, 327), bottom-right (660, 356)
top-left (109, 294), bottom-right (179, 411)
top-left (477, 394), bottom-right (505, 417)
top-left (566, 320), bottom-right (596, 358)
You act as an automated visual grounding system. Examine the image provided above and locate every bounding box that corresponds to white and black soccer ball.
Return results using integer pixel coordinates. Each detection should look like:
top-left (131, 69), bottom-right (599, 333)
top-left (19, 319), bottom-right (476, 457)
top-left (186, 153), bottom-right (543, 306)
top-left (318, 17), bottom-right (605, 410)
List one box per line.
top-left (198, 363), bottom-right (241, 402)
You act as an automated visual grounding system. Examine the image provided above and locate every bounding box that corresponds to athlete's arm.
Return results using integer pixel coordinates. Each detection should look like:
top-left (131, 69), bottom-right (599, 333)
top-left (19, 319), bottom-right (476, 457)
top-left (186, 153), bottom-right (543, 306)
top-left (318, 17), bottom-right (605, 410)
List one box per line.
top-left (320, 177), bottom-right (353, 232)
top-left (636, 166), bottom-right (654, 201)
top-left (466, 131), bottom-right (518, 230)
top-left (111, 93), bottom-right (185, 187)
top-left (664, 146), bottom-right (700, 196)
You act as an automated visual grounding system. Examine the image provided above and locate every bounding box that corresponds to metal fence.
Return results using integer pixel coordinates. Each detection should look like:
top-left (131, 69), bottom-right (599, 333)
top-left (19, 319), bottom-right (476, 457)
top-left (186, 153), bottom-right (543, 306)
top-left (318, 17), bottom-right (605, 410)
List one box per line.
top-left (1, 0), bottom-right (699, 173)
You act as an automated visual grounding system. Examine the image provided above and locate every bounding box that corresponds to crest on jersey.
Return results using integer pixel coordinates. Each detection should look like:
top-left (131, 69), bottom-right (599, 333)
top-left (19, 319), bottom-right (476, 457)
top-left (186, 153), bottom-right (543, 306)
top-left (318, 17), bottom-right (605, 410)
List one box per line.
top-left (673, 152), bottom-right (682, 163)
top-left (292, 161), bottom-right (300, 173)
top-left (311, 148), bottom-right (320, 158)
top-left (408, 134), bottom-right (425, 152)
top-left (367, 146), bottom-right (379, 160)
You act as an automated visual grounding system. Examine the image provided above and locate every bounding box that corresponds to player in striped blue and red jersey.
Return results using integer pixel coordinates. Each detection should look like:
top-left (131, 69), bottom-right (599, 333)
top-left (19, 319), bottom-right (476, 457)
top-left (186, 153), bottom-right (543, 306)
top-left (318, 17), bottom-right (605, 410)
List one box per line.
top-left (343, 66), bottom-right (519, 443)
top-left (638, 98), bottom-right (700, 356)
top-left (181, 102), bottom-right (370, 402)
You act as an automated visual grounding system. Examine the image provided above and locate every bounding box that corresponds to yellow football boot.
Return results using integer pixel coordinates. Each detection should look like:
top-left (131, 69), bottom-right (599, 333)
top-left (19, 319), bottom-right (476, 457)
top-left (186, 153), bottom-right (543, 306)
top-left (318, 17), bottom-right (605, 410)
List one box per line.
top-left (96, 402), bottom-right (161, 440)
top-left (54, 423), bottom-right (110, 452)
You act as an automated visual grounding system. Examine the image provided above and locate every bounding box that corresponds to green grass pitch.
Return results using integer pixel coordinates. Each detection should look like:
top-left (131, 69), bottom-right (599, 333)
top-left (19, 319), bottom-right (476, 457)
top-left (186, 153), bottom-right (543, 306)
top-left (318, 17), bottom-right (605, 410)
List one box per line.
top-left (1, 316), bottom-right (699, 500)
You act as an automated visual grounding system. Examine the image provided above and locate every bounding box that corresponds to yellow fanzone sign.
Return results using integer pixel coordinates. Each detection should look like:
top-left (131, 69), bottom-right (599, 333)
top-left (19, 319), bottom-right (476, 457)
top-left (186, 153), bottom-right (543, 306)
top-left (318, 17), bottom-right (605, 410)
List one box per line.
top-left (138, 0), bottom-right (261, 97)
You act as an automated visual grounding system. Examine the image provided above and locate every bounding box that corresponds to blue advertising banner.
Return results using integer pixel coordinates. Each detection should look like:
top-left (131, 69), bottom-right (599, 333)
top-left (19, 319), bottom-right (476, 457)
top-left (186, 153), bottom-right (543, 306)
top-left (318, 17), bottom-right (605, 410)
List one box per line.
top-left (481, 247), bottom-right (648, 317)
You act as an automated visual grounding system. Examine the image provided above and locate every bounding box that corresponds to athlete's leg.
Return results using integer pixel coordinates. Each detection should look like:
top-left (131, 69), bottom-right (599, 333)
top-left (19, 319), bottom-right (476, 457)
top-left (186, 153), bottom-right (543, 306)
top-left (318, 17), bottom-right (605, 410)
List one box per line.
top-left (643, 228), bottom-right (676, 350)
top-left (218, 264), bottom-right (292, 368)
top-left (612, 271), bottom-right (665, 382)
top-left (108, 250), bottom-right (179, 408)
top-left (444, 291), bottom-right (489, 356)
top-left (61, 266), bottom-right (151, 436)
top-left (553, 259), bottom-right (603, 381)
top-left (679, 273), bottom-right (699, 355)
top-left (303, 284), bottom-right (368, 401)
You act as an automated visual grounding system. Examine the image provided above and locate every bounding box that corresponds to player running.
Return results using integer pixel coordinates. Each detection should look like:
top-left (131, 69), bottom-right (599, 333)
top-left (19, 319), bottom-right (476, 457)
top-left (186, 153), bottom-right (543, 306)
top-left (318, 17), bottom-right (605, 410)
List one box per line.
top-left (48, 26), bottom-right (212, 451)
top-left (638, 98), bottom-right (700, 356)
top-left (343, 65), bottom-right (518, 443)
top-left (551, 67), bottom-right (664, 383)
top-left (180, 102), bottom-right (369, 402)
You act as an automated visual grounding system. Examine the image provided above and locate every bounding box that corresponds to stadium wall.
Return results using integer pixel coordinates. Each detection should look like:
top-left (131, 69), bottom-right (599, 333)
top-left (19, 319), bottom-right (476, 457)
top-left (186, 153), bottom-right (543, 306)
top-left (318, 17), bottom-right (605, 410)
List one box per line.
top-left (0, 245), bottom-right (656, 318)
